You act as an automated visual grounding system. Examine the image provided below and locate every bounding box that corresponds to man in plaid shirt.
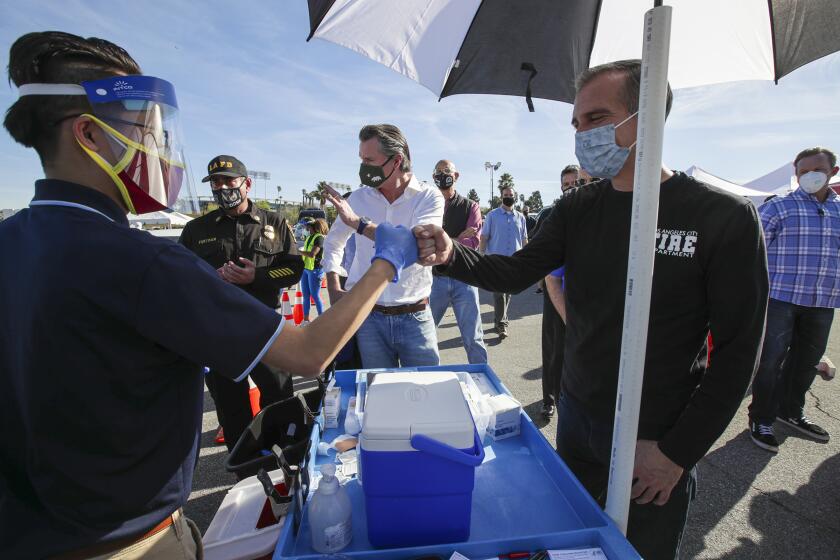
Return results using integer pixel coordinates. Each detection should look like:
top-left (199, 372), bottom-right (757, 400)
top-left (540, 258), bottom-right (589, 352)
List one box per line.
top-left (748, 147), bottom-right (840, 452)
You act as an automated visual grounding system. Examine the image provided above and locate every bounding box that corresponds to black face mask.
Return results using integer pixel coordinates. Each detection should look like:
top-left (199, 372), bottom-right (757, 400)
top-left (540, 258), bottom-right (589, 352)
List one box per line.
top-left (213, 186), bottom-right (244, 210)
top-left (502, 196), bottom-right (515, 207)
top-left (433, 172), bottom-right (454, 189)
top-left (359, 155), bottom-right (395, 188)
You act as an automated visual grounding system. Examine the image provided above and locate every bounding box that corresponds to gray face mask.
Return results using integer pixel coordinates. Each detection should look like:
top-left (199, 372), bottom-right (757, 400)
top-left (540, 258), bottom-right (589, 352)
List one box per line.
top-left (574, 112), bottom-right (637, 179)
top-left (213, 186), bottom-right (244, 209)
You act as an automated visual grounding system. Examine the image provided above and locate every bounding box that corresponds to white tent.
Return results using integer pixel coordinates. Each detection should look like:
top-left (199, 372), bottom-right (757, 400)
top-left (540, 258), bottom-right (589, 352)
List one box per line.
top-left (128, 211), bottom-right (192, 228)
top-left (744, 162), bottom-right (795, 194)
top-left (685, 166), bottom-right (770, 204)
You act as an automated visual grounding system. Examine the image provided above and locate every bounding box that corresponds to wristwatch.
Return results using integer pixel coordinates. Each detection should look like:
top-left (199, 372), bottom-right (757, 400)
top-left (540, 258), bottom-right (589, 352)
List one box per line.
top-left (357, 218), bottom-right (370, 235)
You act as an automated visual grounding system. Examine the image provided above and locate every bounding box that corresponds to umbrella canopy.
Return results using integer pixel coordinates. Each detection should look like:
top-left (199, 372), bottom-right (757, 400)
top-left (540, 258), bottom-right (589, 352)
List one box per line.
top-left (308, 0), bottom-right (840, 109)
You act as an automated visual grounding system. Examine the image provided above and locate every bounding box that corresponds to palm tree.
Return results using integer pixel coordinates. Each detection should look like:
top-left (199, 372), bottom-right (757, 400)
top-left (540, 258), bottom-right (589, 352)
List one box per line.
top-left (497, 172), bottom-right (515, 192)
top-left (314, 181), bottom-right (330, 209)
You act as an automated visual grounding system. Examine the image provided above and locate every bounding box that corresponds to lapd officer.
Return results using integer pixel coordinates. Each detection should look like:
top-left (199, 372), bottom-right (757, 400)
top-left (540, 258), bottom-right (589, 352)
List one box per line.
top-left (0, 31), bottom-right (417, 559)
top-left (180, 155), bottom-right (303, 453)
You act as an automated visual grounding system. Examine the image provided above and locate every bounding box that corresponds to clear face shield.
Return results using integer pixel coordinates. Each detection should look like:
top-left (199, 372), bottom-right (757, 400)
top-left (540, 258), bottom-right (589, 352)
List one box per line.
top-left (19, 75), bottom-right (198, 215)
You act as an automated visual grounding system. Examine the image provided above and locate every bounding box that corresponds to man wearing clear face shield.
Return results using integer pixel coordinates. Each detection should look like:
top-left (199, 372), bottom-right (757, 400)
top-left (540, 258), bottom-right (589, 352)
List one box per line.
top-left (0, 31), bottom-right (418, 560)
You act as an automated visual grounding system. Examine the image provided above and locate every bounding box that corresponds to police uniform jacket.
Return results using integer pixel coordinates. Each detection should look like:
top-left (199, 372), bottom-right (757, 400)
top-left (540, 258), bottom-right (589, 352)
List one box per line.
top-left (180, 201), bottom-right (303, 308)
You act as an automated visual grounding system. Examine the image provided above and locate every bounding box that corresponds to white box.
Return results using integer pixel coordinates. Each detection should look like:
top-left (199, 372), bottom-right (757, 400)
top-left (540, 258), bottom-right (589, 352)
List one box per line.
top-left (486, 394), bottom-right (521, 441)
top-left (324, 383), bottom-right (341, 429)
top-left (202, 469), bottom-right (287, 560)
top-left (469, 372), bottom-right (498, 396)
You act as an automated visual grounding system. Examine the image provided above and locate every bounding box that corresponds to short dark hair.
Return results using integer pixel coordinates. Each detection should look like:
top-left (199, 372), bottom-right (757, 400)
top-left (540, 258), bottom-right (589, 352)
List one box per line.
top-left (561, 164), bottom-right (580, 177)
top-left (4, 31), bottom-right (141, 163)
top-left (359, 124), bottom-right (411, 172)
top-left (575, 59), bottom-right (673, 120)
top-left (794, 146), bottom-right (837, 170)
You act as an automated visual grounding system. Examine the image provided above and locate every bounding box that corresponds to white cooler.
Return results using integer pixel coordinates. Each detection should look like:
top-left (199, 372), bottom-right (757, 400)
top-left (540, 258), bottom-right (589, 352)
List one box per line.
top-left (359, 372), bottom-right (484, 548)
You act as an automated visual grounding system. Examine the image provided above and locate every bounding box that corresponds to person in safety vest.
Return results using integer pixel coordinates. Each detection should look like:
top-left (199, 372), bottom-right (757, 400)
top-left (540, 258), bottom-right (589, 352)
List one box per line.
top-left (299, 217), bottom-right (329, 322)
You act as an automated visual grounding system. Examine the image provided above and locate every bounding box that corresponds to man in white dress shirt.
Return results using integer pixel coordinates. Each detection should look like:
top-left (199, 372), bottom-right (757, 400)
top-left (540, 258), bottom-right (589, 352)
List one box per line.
top-left (322, 124), bottom-right (444, 368)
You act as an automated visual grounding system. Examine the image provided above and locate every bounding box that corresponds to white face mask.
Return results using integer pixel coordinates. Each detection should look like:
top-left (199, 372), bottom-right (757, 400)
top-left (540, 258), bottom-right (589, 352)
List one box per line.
top-left (798, 171), bottom-right (828, 194)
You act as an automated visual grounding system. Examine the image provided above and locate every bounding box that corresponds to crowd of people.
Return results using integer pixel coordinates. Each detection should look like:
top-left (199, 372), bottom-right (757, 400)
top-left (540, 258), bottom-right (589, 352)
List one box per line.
top-left (0, 30), bottom-right (837, 560)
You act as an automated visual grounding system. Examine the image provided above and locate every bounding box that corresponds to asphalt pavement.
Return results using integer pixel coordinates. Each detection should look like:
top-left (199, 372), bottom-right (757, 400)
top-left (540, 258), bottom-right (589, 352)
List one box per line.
top-left (186, 287), bottom-right (840, 559)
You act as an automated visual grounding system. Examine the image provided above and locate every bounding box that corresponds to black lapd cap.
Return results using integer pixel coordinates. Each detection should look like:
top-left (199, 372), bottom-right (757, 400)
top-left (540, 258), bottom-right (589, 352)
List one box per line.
top-left (202, 155), bottom-right (248, 183)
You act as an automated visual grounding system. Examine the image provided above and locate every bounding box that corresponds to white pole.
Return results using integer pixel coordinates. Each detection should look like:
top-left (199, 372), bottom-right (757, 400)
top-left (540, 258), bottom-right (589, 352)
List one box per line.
top-left (605, 4), bottom-right (672, 535)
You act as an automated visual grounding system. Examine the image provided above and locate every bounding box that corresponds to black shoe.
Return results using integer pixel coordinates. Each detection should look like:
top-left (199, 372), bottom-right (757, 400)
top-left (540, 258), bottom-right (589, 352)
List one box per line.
top-left (749, 421), bottom-right (779, 452)
top-left (776, 415), bottom-right (830, 442)
top-left (498, 327), bottom-right (508, 339)
top-left (542, 402), bottom-right (555, 418)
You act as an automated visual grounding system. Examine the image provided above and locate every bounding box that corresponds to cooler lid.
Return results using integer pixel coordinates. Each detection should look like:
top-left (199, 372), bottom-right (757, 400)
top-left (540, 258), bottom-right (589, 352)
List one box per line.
top-left (360, 372), bottom-right (474, 452)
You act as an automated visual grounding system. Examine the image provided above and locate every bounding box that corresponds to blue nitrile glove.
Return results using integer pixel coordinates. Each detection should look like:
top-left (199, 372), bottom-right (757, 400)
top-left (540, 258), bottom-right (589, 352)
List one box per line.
top-left (370, 223), bottom-right (419, 282)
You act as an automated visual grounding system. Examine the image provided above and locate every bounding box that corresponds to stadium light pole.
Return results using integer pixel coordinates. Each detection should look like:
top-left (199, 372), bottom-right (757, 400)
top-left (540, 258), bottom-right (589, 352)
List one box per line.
top-left (484, 161), bottom-right (502, 207)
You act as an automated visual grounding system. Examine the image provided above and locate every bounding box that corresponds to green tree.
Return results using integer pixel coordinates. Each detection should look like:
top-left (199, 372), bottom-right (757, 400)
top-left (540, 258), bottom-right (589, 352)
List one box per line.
top-left (488, 195), bottom-right (502, 209)
top-left (325, 206), bottom-right (337, 225)
top-left (309, 181), bottom-right (331, 209)
top-left (525, 190), bottom-right (544, 211)
top-left (280, 204), bottom-right (301, 224)
top-left (255, 200), bottom-right (272, 211)
top-left (467, 189), bottom-right (480, 204)
top-left (497, 172), bottom-right (515, 192)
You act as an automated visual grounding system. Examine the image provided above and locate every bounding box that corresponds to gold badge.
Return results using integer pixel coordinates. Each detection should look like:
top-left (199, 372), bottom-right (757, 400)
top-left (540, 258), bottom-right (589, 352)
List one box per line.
top-left (262, 225), bottom-right (275, 240)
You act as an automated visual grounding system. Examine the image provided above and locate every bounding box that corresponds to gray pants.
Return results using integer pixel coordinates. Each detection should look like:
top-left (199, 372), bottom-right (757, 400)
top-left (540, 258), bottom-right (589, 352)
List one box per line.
top-left (493, 292), bottom-right (511, 329)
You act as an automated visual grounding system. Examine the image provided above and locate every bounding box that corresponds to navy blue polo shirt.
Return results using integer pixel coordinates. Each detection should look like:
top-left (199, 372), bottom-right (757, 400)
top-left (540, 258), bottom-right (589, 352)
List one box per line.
top-left (0, 180), bottom-right (285, 557)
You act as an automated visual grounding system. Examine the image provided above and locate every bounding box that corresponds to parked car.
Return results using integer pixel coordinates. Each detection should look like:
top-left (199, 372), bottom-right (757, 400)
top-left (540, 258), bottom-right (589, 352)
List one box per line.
top-left (293, 222), bottom-right (309, 246)
top-left (298, 207), bottom-right (326, 222)
top-left (294, 208), bottom-right (327, 246)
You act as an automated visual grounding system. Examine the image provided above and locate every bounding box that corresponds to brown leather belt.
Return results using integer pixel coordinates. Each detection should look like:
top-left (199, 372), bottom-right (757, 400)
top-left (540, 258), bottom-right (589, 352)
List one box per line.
top-left (373, 298), bottom-right (429, 315)
top-left (51, 513), bottom-right (175, 560)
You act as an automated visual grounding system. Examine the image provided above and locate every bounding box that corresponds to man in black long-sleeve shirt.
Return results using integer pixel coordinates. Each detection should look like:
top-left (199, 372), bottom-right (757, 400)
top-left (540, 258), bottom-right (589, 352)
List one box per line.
top-left (414, 60), bottom-right (768, 560)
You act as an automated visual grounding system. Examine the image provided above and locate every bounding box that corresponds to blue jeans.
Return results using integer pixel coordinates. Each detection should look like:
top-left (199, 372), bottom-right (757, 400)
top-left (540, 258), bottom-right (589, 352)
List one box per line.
top-left (430, 276), bottom-right (488, 364)
top-left (556, 392), bottom-right (696, 560)
top-left (748, 298), bottom-right (835, 424)
top-left (356, 307), bottom-right (440, 369)
top-left (301, 268), bottom-right (324, 320)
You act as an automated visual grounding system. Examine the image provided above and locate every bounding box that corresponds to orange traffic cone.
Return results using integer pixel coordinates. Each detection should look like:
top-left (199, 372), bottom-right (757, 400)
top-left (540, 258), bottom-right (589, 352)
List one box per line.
top-left (248, 377), bottom-right (261, 417)
top-left (321, 276), bottom-right (327, 289)
top-left (293, 286), bottom-right (304, 325)
top-left (281, 288), bottom-right (293, 322)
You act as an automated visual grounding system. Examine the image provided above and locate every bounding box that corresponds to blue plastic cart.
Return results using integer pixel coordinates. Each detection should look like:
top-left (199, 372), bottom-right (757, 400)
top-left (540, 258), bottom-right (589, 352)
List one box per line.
top-left (273, 364), bottom-right (640, 559)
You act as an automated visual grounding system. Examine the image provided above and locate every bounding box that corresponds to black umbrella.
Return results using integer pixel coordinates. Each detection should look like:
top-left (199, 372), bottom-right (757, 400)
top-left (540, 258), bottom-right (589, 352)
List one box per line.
top-left (307, 0), bottom-right (840, 111)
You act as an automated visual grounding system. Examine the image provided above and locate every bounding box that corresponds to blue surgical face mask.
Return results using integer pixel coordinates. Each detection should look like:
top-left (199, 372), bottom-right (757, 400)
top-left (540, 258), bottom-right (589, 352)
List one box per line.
top-left (574, 112), bottom-right (638, 179)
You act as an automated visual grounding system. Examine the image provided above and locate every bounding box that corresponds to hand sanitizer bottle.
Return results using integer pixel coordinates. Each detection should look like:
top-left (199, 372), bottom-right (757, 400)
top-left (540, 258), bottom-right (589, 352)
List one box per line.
top-left (309, 464), bottom-right (352, 553)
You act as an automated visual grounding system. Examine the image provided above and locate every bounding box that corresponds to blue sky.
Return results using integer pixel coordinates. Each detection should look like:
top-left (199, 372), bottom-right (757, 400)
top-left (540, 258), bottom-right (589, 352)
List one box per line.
top-left (1, 0), bottom-right (839, 209)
